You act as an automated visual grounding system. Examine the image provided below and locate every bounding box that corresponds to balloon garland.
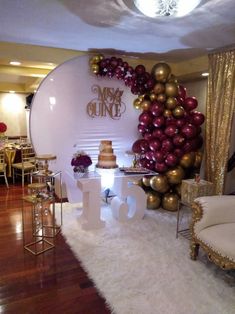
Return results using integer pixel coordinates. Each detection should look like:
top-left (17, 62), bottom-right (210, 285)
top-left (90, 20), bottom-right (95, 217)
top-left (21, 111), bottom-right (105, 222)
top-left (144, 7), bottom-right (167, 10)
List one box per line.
top-left (90, 55), bottom-right (204, 211)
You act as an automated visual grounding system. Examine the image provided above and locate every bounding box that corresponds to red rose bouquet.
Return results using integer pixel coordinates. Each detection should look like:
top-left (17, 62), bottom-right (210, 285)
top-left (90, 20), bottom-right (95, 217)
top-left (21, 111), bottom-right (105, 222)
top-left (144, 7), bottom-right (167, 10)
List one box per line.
top-left (71, 151), bottom-right (92, 173)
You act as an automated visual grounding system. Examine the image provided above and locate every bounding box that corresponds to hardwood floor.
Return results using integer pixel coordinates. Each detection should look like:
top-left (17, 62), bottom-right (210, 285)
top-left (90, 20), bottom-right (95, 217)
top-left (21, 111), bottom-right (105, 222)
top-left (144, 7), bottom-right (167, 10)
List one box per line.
top-left (0, 181), bottom-right (110, 314)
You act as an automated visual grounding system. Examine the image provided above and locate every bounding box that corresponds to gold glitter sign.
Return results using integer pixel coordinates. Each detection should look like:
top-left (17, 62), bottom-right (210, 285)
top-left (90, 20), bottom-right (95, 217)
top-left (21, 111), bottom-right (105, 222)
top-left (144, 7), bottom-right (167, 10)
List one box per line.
top-left (86, 85), bottom-right (126, 120)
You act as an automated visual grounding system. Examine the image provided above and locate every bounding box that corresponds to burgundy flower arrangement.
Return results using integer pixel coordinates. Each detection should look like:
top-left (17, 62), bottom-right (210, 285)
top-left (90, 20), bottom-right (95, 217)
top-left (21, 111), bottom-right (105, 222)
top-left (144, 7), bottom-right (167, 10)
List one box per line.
top-left (0, 122), bottom-right (7, 134)
top-left (71, 151), bottom-right (92, 173)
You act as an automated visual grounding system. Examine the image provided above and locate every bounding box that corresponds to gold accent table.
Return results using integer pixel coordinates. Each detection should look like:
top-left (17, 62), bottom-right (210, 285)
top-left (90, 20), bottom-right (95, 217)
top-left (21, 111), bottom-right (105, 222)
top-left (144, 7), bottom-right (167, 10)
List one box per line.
top-left (176, 179), bottom-right (214, 238)
top-left (22, 183), bottom-right (55, 255)
top-left (35, 154), bottom-right (56, 175)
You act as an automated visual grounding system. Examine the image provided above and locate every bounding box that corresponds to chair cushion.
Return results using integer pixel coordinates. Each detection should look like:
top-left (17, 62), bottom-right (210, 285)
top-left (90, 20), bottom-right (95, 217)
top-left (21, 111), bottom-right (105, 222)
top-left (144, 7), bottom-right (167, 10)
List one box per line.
top-left (197, 223), bottom-right (235, 262)
top-left (12, 162), bottom-right (35, 170)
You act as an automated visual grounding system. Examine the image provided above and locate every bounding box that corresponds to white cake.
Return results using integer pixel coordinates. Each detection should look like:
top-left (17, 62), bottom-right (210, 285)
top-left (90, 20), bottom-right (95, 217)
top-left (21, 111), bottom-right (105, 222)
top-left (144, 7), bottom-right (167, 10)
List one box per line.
top-left (96, 140), bottom-right (118, 169)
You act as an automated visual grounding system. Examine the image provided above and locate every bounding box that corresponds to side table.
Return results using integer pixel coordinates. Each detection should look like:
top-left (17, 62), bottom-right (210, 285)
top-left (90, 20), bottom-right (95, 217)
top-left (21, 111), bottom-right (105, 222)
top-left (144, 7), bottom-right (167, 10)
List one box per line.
top-left (176, 179), bottom-right (214, 238)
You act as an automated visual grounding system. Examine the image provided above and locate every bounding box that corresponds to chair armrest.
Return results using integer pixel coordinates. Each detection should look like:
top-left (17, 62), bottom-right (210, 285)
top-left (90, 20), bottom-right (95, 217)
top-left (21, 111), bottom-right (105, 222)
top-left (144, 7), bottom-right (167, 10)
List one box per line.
top-left (192, 195), bottom-right (235, 234)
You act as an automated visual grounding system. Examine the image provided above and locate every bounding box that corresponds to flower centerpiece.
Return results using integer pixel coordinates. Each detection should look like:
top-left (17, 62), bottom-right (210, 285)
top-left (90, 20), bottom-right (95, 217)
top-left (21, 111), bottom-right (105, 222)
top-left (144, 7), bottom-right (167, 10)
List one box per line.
top-left (71, 150), bottom-right (92, 177)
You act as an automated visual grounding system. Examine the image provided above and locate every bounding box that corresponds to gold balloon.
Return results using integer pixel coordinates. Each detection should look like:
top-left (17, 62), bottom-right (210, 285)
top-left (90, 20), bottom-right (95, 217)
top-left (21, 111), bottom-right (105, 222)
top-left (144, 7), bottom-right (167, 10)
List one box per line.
top-left (151, 63), bottom-right (171, 83)
top-left (194, 151), bottom-right (203, 168)
top-left (165, 82), bottom-right (179, 97)
top-left (175, 183), bottom-right (182, 196)
top-left (166, 97), bottom-right (178, 110)
top-left (91, 63), bottom-right (99, 74)
top-left (149, 93), bottom-right (158, 101)
top-left (133, 98), bottom-right (142, 110)
top-left (150, 175), bottom-right (169, 193)
top-left (166, 166), bottom-right (185, 185)
top-left (141, 99), bottom-right (151, 111)
top-left (153, 83), bottom-right (165, 95)
top-left (163, 109), bottom-right (172, 118)
top-left (142, 176), bottom-right (152, 187)
top-left (172, 106), bottom-right (185, 118)
top-left (138, 94), bottom-right (145, 102)
top-left (157, 93), bottom-right (167, 103)
top-left (180, 152), bottom-right (196, 168)
top-left (133, 179), bottom-right (144, 188)
top-left (89, 54), bottom-right (103, 65)
top-left (168, 74), bottom-right (178, 84)
top-left (162, 193), bottom-right (179, 211)
top-left (147, 191), bottom-right (161, 209)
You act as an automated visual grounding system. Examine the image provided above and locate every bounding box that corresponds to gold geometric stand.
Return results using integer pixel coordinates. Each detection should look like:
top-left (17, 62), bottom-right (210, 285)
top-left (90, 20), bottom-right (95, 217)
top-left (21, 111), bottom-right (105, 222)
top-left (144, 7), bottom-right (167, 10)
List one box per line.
top-left (22, 183), bottom-right (55, 255)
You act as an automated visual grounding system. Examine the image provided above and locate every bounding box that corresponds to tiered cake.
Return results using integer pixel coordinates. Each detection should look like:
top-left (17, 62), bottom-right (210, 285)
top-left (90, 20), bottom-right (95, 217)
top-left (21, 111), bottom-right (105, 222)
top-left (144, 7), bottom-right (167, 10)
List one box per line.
top-left (96, 140), bottom-right (118, 169)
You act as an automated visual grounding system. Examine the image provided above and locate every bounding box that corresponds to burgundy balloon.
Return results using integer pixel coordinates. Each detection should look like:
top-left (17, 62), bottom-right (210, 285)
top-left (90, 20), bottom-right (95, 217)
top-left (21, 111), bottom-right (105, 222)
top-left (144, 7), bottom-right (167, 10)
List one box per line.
top-left (154, 151), bottom-right (165, 162)
top-left (153, 116), bottom-right (165, 128)
top-left (176, 96), bottom-right (184, 105)
top-left (150, 101), bottom-right (164, 117)
top-left (191, 111), bottom-right (205, 126)
top-left (165, 117), bottom-right (177, 126)
top-left (155, 162), bottom-right (168, 173)
top-left (173, 134), bottom-right (186, 147)
top-left (144, 132), bottom-right (154, 141)
top-left (174, 148), bottom-right (184, 158)
top-left (146, 161), bottom-right (155, 171)
top-left (135, 64), bottom-right (146, 75)
top-left (181, 124), bottom-right (197, 139)
top-left (183, 97), bottom-right (198, 112)
top-left (152, 128), bottom-right (164, 138)
top-left (161, 138), bottom-right (174, 153)
top-left (175, 118), bottom-right (186, 128)
top-left (146, 78), bottom-right (155, 90)
top-left (138, 124), bottom-right (146, 134)
top-left (165, 153), bottom-right (179, 167)
top-left (139, 139), bottom-right (149, 152)
top-left (178, 85), bottom-right (187, 100)
top-left (132, 139), bottom-right (142, 153)
top-left (139, 112), bottom-right (153, 126)
top-left (164, 125), bottom-right (178, 137)
top-left (149, 138), bottom-right (161, 151)
top-left (182, 140), bottom-right (194, 153)
top-left (145, 150), bottom-right (155, 161)
top-left (139, 158), bottom-right (148, 168)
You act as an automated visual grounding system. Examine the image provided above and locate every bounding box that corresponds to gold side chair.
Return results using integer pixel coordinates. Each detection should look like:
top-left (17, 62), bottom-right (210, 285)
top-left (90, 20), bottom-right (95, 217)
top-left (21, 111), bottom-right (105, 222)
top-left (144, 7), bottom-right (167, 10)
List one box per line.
top-left (12, 146), bottom-right (36, 186)
top-left (0, 149), bottom-right (9, 188)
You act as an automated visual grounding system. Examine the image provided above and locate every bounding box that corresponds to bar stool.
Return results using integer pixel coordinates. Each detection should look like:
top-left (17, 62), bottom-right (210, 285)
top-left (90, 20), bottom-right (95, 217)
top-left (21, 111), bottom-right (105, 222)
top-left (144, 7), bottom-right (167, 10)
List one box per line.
top-left (22, 182), bottom-right (55, 255)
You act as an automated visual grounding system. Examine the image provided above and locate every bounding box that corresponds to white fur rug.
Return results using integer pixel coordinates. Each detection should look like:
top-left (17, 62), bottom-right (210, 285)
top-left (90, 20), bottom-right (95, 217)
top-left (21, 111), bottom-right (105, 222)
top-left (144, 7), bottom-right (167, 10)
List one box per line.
top-left (56, 203), bottom-right (235, 314)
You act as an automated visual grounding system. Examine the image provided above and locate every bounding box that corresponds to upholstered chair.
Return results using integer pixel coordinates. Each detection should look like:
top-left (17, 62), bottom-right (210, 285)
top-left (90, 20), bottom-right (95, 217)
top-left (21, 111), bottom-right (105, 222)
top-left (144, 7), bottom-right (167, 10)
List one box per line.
top-left (190, 195), bottom-right (235, 270)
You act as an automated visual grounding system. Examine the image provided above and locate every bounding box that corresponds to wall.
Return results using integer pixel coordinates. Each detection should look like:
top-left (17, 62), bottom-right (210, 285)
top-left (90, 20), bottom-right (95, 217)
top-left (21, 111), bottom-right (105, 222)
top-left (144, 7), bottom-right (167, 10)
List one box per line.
top-left (0, 92), bottom-right (28, 137)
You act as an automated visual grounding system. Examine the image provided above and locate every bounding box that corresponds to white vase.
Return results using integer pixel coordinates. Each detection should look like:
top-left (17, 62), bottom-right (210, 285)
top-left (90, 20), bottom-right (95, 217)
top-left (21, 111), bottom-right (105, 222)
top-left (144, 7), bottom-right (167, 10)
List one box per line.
top-left (73, 168), bottom-right (88, 179)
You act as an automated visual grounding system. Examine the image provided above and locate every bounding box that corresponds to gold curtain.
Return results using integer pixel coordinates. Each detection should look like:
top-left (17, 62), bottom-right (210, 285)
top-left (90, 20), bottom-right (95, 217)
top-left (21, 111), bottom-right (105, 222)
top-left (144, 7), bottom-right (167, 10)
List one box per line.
top-left (205, 50), bottom-right (235, 194)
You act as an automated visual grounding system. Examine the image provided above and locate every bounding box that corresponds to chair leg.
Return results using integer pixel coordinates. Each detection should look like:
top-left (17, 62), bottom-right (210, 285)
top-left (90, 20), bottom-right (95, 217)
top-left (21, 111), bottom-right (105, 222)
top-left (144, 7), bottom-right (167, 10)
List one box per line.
top-left (4, 172), bottom-right (9, 188)
top-left (12, 168), bottom-right (15, 184)
top-left (22, 170), bottom-right (24, 187)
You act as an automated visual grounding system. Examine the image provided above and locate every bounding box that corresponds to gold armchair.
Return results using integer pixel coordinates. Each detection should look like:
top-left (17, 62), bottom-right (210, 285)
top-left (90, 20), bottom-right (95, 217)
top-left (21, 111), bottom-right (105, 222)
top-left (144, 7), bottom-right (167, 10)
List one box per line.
top-left (0, 150), bottom-right (9, 188)
top-left (12, 147), bottom-right (36, 186)
top-left (190, 195), bottom-right (235, 270)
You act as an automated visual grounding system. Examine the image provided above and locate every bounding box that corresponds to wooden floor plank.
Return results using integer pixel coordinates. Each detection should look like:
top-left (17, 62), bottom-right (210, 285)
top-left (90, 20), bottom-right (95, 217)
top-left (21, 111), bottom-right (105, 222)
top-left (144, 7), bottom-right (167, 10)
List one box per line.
top-left (0, 181), bottom-right (110, 314)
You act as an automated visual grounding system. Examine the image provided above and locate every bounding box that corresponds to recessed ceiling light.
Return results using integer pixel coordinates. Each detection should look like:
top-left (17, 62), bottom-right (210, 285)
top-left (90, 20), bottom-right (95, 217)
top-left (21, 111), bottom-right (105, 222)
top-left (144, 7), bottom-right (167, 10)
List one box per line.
top-left (10, 61), bottom-right (21, 66)
top-left (202, 72), bottom-right (209, 77)
top-left (9, 90), bottom-right (15, 93)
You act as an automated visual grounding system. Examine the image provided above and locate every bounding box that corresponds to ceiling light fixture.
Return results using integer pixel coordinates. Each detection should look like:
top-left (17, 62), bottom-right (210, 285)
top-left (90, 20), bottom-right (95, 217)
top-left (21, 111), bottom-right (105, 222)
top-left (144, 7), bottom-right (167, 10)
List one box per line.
top-left (9, 61), bottom-right (21, 66)
top-left (201, 72), bottom-right (209, 77)
top-left (133, 0), bottom-right (202, 17)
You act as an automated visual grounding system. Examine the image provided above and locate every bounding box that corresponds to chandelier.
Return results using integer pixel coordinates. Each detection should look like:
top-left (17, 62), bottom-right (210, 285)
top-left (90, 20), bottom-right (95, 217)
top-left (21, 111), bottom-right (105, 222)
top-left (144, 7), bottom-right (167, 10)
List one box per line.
top-left (133, 0), bottom-right (202, 17)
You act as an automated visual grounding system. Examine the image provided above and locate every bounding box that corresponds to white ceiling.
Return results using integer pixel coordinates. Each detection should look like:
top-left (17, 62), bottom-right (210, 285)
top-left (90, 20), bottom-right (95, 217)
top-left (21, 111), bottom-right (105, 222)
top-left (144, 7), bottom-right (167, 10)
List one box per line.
top-left (0, 0), bottom-right (234, 92)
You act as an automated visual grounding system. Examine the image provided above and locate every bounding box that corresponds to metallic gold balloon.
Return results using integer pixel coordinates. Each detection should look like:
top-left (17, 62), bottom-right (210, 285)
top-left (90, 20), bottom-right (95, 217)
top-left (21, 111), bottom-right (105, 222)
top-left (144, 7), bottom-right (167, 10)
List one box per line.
top-left (151, 63), bottom-right (171, 83)
top-left (142, 176), bottom-right (152, 187)
top-left (91, 63), bottom-right (99, 74)
top-left (163, 109), bottom-right (172, 118)
top-left (194, 151), bottom-right (203, 168)
top-left (175, 183), bottom-right (182, 196)
top-left (153, 83), bottom-right (165, 95)
top-left (89, 55), bottom-right (102, 65)
top-left (147, 191), bottom-right (161, 209)
top-left (157, 93), bottom-right (167, 103)
top-left (168, 74), bottom-right (178, 84)
top-left (180, 152), bottom-right (196, 168)
top-left (172, 106), bottom-right (185, 118)
top-left (165, 82), bottom-right (179, 97)
top-left (133, 98), bottom-right (142, 110)
top-left (162, 193), bottom-right (179, 211)
top-left (166, 97), bottom-right (178, 110)
top-left (150, 175), bottom-right (169, 193)
top-left (166, 166), bottom-right (185, 185)
top-left (141, 99), bottom-right (151, 111)
top-left (138, 94), bottom-right (145, 102)
top-left (149, 93), bottom-right (158, 101)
